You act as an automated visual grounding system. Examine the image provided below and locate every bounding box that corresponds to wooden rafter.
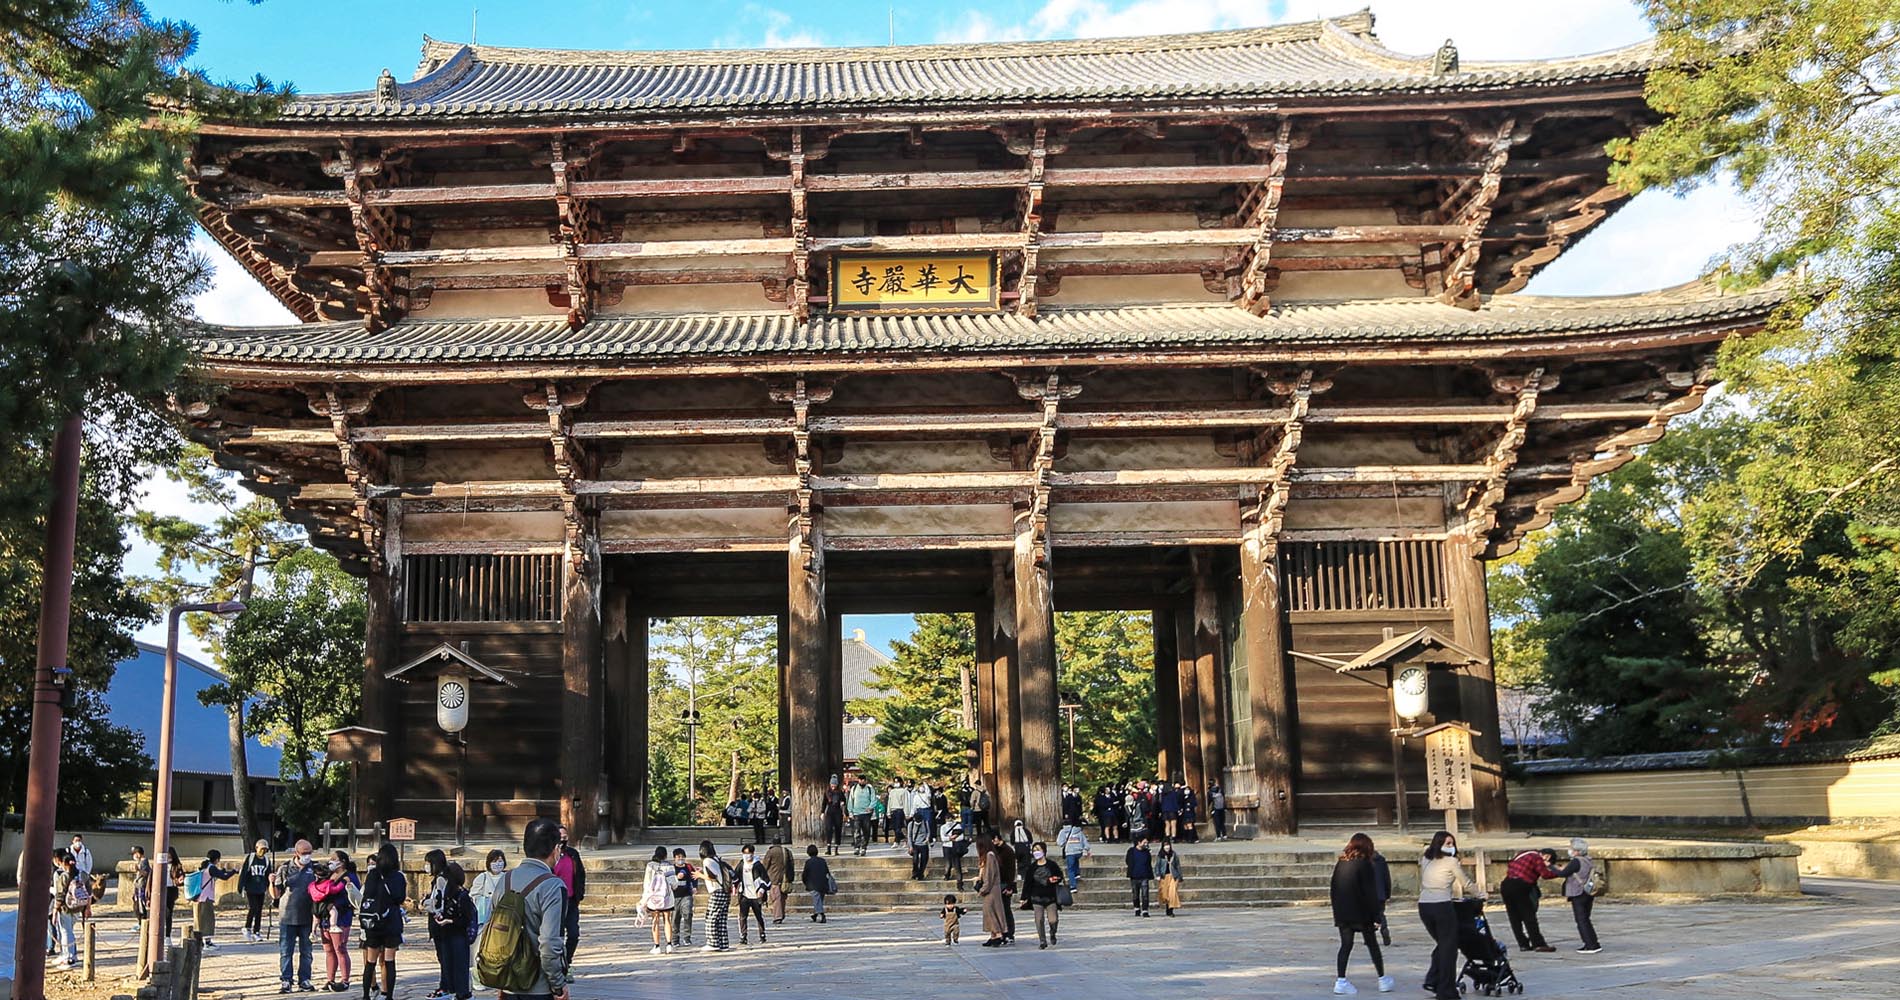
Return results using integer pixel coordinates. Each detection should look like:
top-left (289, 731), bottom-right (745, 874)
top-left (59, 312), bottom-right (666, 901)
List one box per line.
top-left (1493, 183), bottom-right (1627, 294)
top-left (1460, 367), bottom-right (1546, 542)
top-left (1439, 117), bottom-right (1528, 307)
top-left (1234, 118), bottom-right (1295, 314)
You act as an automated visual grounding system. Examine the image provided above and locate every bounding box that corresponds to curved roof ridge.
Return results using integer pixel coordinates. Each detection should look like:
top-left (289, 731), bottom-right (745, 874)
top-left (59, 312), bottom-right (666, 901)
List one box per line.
top-left (409, 13), bottom-right (1371, 72)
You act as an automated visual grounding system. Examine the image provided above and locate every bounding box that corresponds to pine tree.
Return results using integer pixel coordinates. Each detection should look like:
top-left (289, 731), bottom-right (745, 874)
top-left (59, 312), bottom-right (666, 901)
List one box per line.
top-left (1055, 611), bottom-right (1156, 788)
top-left (852, 613), bottom-right (976, 784)
top-left (647, 616), bottom-right (779, 822)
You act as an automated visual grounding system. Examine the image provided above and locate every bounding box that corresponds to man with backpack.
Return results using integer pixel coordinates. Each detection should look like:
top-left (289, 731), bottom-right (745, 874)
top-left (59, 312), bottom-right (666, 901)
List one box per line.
top-left (51, 851), bottom-right (86, 970)
top-left (276, 840), bottom-right (318, 993)
top-left (476, 818), bottom-right (570, 1000)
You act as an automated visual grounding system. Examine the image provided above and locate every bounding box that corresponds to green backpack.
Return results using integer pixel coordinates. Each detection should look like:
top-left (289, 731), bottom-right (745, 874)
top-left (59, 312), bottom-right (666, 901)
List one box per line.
top-left (475, 871), bottom-right (558, 993)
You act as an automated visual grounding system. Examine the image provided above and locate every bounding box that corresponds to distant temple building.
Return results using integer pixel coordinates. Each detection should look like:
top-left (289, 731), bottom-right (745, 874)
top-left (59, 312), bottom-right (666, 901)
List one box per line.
top-left (840, 628), bottom-right (893, 771)
top-left (180, 11), bottom-right (1778, 841)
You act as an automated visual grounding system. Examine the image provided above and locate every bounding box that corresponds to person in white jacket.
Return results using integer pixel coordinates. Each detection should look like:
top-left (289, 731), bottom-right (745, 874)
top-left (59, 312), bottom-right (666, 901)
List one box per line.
top-left (1055, 823), bottom-right (1092, 890)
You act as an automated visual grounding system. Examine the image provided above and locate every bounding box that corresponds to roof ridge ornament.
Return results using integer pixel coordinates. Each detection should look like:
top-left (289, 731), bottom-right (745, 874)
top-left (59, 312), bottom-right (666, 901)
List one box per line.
top-left (376, 68), bottom-right (398, 103)
top-left (1432, 38), bottom-right (1459, 76)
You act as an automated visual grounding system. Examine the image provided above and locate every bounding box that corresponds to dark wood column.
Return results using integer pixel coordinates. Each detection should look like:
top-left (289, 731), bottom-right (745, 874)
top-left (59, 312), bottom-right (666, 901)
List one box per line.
top-left (630, 607), bottom-right (650, 832)
top-left (787, 507), bottom-right (829, 841)
top-left (360, 500), bottom-right (403, 829)
top-left (1448, 537), bottom-right (1510, 831)
top-left (1240, 523), bottom-right (1296, 834)
top-left (560, 516), bottom-right (604, 843)
top-left (826, 610), bottom-right (845, 779)
top-left (1190, 549), bottom-right (1227, 795)
top-left (776, 613), bottom-right (792, 796)
top-left (1013, 508), bottom-right (1060, 839)
top-left (1153, 609), bottom-right (1182, 782)
top-left (1173, 605), bottom-right (1205, 798)
top-left (602, 584), bottom-right (633, 842)
top-left (986, 553), bottom-right (1024, 824)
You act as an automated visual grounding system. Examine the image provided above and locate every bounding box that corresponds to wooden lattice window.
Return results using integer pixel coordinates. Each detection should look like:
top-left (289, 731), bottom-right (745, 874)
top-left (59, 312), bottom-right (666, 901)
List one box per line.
top-left (403, 554), bottom-right (562, 623)
top-left (1282, 540), bottom-right (1448, 613)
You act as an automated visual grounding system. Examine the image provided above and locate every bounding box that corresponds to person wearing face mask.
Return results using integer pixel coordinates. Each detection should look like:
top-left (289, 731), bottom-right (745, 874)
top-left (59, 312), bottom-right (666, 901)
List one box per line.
top-left (1024, 842), bottom-right (1064, 950)
top-left (1416, 831), bottom-right (1470, 1000)
top-left (276, 840), bottom-right (319, 994)
top-left (1551, 838), bottom-right (1602, 954)
top-left (735, 844), bottom-right (770, 945)
top-left (241, 840), bottom-right (277, 943)
top-left (470, 850), bottom-right (507, 927)
top-left (698, 841), bottom-right (733, 951)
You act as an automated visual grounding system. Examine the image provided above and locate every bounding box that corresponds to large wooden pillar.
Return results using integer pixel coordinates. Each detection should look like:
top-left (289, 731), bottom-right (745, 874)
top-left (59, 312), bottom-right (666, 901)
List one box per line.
top-left (1173, 606), bottom-right (1205, 798)
top-left (1448, 538), bottom-right (1511, 831)
top-left (1013, 508), bottom-right (1060, 839)
top-left (602, 582), bottom-right (648, 841)
top-left (360, 500), bottom-right (403, 829)
top-left (787, 507), bottom-right (829, 842)
top-left (826, 611), bottom-right (845, 778)
top-left (1190, 550), bottom-right (1226, 796)
top-left (984, 553), bottom-right (1024, 823)
top-left (1153, 609), bottom-right (1182, 782)
top-left (1240, 521), bottom-right (1296, 835)
top-left (776, 613), bottom-right (792, 796)
top-left (560, 517), bottom-right (604, 842)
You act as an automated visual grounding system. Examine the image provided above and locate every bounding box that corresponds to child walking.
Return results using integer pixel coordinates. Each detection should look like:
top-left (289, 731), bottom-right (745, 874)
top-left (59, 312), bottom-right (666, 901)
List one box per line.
top-left (940, 894), bottom-right (966, 945)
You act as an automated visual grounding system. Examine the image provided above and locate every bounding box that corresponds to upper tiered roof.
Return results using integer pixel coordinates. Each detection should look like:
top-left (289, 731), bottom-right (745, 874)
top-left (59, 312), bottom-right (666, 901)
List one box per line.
top-left (277, 10), bottom-right (1659, 121)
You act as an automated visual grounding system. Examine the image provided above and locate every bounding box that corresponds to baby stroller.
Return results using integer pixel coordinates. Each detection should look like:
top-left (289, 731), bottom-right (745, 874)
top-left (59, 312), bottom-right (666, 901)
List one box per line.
top-left (1455, 897), bottom-right (1523, 996)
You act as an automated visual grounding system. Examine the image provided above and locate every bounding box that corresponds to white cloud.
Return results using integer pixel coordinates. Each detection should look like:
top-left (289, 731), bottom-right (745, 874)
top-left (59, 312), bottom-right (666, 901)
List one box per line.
top-left (189, 232), bottom-right (298, 327)
top-left (1527, 181), bottom-right (1757, 296)
top-left (716, 5), bottom-right (831, 49)
top-left (1303, 0), bottom-right (1650, 59)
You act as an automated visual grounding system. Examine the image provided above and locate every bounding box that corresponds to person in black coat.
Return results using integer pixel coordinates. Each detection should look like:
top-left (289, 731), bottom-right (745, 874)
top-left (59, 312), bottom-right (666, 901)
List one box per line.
top-left (1329, 833), bottom-right (1392, 995)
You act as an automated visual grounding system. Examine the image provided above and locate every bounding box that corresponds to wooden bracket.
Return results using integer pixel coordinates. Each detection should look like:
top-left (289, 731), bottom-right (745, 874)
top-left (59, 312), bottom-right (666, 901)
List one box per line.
top-left (1461, 367), bottom-right (1544, 542)
top-left (1008, 372), bottom-right (1081, 566)
top-left (525, 379), bottom-right (598, 565)
top-left (1438, 117), bottom-right (1532, 307)
top-left (1234, 118), bottom-right (1295, 315)
top-left (773, 375), bottom-right (834, 569)
top-left (1014, 124), bottom-right (1049, 318)
top-left (1244, 369), bottom-right (1317, 539)
top-left (787, 128), bottom-right (812, 322)
top-left (334, 144), bottom-right (401, 331)
top-left (310, 386), bottom-right (388, 568)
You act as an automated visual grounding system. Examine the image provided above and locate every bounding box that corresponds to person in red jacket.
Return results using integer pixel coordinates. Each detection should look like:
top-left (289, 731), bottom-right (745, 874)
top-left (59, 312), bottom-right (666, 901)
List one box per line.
top-left (1499, 848), bottom-right (1561, 953)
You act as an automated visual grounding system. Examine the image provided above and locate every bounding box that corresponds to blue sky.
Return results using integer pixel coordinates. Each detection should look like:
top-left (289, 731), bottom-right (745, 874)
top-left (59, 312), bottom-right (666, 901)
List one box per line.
top-left (138, 0), bottom-right (1761, 661)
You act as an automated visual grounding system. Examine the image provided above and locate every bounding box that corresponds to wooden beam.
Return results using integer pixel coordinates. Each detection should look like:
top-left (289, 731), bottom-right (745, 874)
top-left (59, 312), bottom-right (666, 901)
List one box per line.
top-left (1014, 125), bottom-right (1048, 318)
top-left (787, 128), bottom-right (812, 321)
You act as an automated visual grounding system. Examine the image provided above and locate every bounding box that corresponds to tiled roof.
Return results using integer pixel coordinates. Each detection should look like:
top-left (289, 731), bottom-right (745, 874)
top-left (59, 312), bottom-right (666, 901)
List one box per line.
top-left (190, 281), bottom-right (1782, 368)
top-left (1519, 735), bottom-right (1900, 775)
top-left (279, 11), bottom-right (1659, 120)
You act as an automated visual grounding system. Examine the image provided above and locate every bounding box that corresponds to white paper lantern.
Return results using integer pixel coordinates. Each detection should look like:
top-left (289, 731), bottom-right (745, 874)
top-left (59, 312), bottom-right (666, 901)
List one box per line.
top-left (437, 675), bottom-right (470, 733)
top-left (1393, 665), bottom-right (1428, 722)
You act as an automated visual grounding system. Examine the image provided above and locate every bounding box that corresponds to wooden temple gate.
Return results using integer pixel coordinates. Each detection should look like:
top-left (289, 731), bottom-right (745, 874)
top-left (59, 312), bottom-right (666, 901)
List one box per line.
top-left (177, 12), bottom-right (1779, 842)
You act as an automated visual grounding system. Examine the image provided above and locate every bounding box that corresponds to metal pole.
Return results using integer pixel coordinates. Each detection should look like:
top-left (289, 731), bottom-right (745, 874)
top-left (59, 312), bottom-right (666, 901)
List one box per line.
top-left (13, 414), bottom-right (82, 1000)
top-left (455, 735), bottom-right (467, 847)
top-left (147, 606), bottom-right (186, 976)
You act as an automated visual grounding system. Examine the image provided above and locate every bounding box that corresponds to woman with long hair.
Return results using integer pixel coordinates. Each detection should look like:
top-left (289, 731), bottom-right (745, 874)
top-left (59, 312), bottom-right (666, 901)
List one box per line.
top-left (698, 840), bottom-right (732, 951)
top-left (421, 849), bottom-right (451, 999)
top-left (359, 843), bottom-right (406, 1000)
top-left (640, 846), bottom-right (676, 954)
top-left (1417, 831), bottom-right (1468, 1000)
top-left (1329, 833), bottom-right (1392, 995)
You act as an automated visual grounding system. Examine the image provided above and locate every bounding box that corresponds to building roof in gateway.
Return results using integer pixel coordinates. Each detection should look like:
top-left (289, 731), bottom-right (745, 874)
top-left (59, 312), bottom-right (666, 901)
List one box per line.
top-left (276, 11), bottom-right (1660, 121)
top-left (189, 279), bottom-right (1783, 369)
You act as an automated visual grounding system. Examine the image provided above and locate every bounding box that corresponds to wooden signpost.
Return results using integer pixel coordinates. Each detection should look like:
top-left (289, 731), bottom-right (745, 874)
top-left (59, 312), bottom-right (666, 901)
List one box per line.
top-left (1422, 723), bottom-right (1477, 834)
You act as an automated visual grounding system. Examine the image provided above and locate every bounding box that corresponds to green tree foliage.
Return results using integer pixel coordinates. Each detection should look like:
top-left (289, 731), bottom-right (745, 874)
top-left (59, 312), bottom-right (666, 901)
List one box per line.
top-left (1055, 611), bottom-right (1155, 788)
top-left (646, 616), bottom-right (778, 823)
top-left (217, 548), bottom-right (365, 835)
top-left (1519, 428), bottom-right (1739, 757)
top-left (0, 445), bottom-right (154, 829)
top-left (1611, 0), bottom-right (1900, 734)
top-left (851, 614), bottom-right (976, 785)
top-left (134, 442), bottom-right (302, 846)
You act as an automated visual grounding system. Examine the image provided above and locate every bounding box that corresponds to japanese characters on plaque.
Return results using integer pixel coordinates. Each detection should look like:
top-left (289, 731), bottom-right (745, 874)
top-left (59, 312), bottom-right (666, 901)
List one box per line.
top-left (1425, 727), bottom-right (1476, 811)
top-left (830, 252), bottom-right (1000, 314)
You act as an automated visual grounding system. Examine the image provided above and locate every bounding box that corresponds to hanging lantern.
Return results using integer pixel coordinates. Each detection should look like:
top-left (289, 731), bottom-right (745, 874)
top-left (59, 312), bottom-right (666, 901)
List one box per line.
top-left (1393, 664), bottom-right (1429, 722)
top-left (437, 669), bottom-right (471, 733)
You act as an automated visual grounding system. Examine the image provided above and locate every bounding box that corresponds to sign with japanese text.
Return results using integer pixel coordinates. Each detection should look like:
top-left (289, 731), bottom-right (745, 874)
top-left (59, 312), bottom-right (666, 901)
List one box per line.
top-left (830, 252), bottom-right (999, 313)
top-left (386, 817), bottom-right (417, 842)
top-left (1425, 727), bottom-right (1475, 811)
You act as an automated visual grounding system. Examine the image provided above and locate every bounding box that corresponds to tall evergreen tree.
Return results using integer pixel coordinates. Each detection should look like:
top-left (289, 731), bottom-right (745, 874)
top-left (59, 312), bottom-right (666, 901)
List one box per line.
top-left (647, 616), bottom-right (778, 821)
top-left (1055, 611), bottom-right (1156, 788)
top-left (851, 613), bottom-right (976, 784)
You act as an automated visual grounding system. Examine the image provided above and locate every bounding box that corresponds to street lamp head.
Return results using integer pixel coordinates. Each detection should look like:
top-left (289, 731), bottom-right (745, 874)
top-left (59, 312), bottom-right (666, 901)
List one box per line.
top-left (173, 599), bottom-right (248, 618)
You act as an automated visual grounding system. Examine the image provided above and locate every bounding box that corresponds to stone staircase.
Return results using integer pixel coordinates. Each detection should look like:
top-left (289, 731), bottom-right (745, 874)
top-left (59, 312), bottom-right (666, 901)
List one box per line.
top-left (576, 836), bottom-right (1337, 915)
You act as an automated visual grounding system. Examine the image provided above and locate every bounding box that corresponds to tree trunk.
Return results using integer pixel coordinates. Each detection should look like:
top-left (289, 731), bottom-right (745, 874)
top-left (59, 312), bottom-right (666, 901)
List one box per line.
top-left (230, 548), bottom-right (260, 849)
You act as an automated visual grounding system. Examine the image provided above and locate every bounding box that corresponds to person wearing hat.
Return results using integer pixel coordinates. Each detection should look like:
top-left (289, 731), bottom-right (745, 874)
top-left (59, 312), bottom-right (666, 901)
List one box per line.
top-left (1551, 838), bottom-right (1602, 954)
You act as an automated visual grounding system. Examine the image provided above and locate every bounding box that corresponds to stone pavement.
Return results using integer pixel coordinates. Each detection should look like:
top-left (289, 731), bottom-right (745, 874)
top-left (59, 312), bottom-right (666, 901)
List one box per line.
top-left (23, 877), bottom-right (1900, 1000)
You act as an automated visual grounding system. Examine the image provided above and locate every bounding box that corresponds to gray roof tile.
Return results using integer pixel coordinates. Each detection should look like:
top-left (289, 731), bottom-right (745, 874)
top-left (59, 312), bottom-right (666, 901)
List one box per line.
top-left (281, 13), bottom-right (1660, 121)
top-left (189, 282), bottom-right (1782, 368)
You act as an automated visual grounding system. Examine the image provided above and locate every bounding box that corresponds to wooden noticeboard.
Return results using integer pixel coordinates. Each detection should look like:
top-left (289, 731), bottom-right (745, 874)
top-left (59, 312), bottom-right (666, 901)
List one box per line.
top-left (1425, 727), bottom-right (1475, 811)
top-left (830, 252), bottom-right (999, 313)
top-left (387, 817), bottom-right (417, 842)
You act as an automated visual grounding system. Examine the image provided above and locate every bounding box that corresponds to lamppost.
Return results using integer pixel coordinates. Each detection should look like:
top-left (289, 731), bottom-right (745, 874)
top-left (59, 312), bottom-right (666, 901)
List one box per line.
top-left (148, 599), bottom-right (246, 976)
top-left (1058, 690), bottom-right (1081, 752)
top-left (680, 707), bottom-right (703, 808)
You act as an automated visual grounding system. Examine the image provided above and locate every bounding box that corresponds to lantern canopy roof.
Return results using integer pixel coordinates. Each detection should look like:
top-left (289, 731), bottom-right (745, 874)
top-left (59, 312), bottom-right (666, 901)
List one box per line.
top-left (1334, 626), bottom-right (1486, 673)
top-left (384, 642), bottom-right (517, 685)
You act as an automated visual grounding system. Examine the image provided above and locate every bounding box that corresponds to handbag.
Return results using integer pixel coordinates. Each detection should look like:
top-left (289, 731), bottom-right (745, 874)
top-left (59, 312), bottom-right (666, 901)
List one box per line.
top-left (1056, 884), bottom-right (1074, 909)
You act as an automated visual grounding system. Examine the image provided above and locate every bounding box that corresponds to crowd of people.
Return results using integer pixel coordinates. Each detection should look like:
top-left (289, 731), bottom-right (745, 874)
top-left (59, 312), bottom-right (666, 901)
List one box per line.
top-left (25, 795), bottom-right (1607, 997)
top-left (1081, 778), bottom-right (1227, 844)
